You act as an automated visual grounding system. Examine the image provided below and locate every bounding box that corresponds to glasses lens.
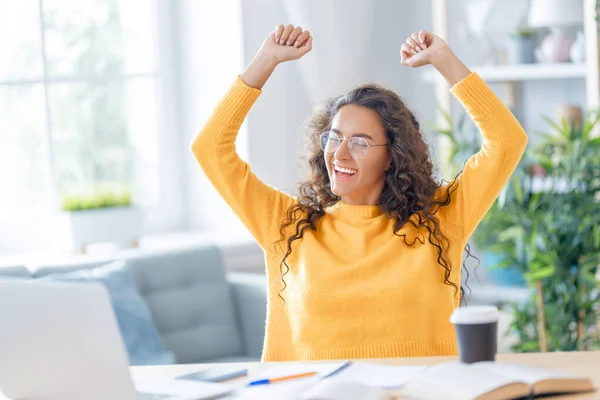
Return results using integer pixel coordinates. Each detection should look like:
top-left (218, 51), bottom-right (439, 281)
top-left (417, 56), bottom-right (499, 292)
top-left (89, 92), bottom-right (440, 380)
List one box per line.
top-left (348, 137), bottom-right (369, 159)
top-left (320, 131), bottom-right (340, 153)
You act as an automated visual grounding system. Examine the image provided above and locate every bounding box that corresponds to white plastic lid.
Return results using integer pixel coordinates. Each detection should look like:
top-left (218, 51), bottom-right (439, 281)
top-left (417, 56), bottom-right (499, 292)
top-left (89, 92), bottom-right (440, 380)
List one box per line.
top-left (449, 305), bottom-right (499, 325)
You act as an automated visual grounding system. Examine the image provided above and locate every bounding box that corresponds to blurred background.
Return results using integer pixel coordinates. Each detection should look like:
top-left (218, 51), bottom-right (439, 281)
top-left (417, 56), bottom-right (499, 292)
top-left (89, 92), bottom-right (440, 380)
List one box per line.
top-left (1, 0), bottom-right (599, 364)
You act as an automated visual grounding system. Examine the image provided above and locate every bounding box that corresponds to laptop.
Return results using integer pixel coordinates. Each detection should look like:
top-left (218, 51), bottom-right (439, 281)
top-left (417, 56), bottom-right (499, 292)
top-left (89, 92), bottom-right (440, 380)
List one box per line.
top-left (0, 279), bottom-right (233, 400)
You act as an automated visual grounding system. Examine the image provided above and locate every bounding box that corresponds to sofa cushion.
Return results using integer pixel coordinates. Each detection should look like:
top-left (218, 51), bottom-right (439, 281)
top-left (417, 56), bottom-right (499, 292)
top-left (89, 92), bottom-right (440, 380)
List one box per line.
top-left (40, 260), bottom-right (175, 366)
top-left (125, 246), bottom-right (244, 363)
top-left (0, 266), bottom-right (31, 278)
top-left (227, 273), bottom-right (267, 358)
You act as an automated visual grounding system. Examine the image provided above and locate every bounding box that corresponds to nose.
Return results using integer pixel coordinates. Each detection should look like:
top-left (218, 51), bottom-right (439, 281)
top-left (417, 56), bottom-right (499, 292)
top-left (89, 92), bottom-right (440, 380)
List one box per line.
top-left (333, 138), bottom-right (351, 161)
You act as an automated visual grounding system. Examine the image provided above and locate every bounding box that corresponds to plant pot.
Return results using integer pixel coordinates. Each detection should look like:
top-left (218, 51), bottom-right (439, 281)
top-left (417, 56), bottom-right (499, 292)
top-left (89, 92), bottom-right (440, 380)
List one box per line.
top-left (482, 251), bottom-right (526, 287)
top-left (507, 36), bottom-right (536, 64)
top-left (61, 206), bottom-right (143, 252)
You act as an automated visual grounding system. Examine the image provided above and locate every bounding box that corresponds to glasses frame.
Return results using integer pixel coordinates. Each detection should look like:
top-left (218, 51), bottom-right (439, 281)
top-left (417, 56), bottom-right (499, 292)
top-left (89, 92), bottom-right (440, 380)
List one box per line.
top-left (319, 131), bottom-right (388, 159)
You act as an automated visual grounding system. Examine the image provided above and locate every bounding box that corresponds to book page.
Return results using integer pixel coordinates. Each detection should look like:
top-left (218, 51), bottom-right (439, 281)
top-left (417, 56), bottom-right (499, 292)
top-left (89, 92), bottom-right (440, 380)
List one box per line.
top-left (477, 361), bottom-right (578, 383)
top-left (400, 362), bottom-right (529, 400)
top-left (475, 362), bottom-right (593, 395)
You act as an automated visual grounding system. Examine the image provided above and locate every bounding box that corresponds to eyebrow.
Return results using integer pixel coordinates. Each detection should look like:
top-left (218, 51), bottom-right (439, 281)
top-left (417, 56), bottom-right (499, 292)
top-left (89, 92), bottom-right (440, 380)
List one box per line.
top-left (330, 128), bottom-right (374, 141)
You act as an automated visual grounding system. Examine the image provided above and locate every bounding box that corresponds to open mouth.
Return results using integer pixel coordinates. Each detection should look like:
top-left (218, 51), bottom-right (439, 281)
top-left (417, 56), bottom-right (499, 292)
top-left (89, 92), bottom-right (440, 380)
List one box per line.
top-left (333, 165), bottom-right (358, 180)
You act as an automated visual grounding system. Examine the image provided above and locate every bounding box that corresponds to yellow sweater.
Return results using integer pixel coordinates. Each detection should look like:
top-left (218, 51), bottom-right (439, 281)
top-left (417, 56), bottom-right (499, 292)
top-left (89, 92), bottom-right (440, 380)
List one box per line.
top-left (191, 72), bottom-right (527, 361)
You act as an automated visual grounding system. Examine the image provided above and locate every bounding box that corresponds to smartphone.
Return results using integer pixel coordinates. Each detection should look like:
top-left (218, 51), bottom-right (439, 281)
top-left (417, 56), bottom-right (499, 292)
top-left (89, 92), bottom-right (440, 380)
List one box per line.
top-left (177, 365), bottom-right (248, 382)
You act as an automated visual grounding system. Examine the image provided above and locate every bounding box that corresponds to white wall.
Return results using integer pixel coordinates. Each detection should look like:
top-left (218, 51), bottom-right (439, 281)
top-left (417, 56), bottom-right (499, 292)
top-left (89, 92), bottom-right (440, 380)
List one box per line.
top-left (176, 0), bottom-right (253, 235)
top-left (240, 0), bottom-right (301, 193)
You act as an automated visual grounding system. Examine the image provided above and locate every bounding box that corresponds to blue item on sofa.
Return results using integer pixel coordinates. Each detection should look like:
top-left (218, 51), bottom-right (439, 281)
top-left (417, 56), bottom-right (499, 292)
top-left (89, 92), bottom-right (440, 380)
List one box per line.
top-left (41, 260), bottom-right (175, 365)
top-left (482, 251), bottom-right (526, 287)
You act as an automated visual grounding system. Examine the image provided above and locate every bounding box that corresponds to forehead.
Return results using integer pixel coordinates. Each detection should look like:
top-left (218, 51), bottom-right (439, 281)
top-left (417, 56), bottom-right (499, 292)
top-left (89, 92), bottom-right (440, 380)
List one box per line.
top-left (331, 104), bottom-right (386, 140)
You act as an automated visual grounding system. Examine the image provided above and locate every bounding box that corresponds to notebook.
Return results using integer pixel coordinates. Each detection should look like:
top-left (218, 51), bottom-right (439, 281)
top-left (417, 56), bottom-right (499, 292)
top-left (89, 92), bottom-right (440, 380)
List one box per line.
top-left (400, 361), bottom-right (594, 400)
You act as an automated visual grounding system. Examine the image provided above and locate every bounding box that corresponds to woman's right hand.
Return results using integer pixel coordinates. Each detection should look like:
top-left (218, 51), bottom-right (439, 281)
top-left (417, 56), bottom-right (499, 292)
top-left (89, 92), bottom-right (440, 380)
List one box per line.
top-left (242, 25), bottom-right (312, 89)
top-left (260, 24), bottom-right (313, 65)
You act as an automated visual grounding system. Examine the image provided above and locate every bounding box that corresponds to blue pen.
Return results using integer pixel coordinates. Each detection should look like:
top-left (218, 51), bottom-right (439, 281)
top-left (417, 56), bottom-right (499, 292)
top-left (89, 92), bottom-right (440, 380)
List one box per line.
top-left (247, 371), bottom-right (318, 386)
top-left (247, 378), bottom-right (270, 386)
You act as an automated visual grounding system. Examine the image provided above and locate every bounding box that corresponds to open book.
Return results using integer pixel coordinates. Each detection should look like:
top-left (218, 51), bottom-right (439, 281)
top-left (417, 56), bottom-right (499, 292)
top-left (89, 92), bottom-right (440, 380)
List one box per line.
top-left (400, 361), bottom-right (594, 400)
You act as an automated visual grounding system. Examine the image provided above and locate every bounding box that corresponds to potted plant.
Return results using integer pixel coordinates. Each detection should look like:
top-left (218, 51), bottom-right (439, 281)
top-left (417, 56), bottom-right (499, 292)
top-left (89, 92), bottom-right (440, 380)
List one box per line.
top-left (480, 112), bottom-right (600, 352)
top-left (60, 185), bottom-right (143, 253)
top-left (431, 109), bottom-right (482, 177)
top-left (507, 27), bottom-right (537, 64)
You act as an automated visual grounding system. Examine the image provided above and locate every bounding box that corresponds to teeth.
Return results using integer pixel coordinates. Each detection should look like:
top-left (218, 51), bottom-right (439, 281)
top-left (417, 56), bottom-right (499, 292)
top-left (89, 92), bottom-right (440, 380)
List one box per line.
top-left (334, 165), bottom-right (357, 175)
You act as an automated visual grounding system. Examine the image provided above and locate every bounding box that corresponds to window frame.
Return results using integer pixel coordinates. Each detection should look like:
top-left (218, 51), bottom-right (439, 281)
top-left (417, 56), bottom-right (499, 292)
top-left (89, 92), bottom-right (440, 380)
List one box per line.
top-left (0, 0), bottom-right (184, 233)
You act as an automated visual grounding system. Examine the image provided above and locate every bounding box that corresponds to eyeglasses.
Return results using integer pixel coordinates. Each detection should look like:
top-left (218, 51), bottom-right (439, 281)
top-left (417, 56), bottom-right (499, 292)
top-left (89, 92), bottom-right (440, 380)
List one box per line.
top-left (319, 131), bottom-right (388, 160)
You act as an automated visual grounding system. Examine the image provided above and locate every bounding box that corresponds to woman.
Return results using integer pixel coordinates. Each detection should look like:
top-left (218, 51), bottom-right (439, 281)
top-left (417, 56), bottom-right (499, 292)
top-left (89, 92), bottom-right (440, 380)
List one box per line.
top-left (192, 25), bottom-right (527, 361)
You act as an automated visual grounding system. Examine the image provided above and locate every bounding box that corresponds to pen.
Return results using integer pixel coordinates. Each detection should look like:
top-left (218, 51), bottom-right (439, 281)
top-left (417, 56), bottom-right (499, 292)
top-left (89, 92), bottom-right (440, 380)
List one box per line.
top-left (247, 371), bottom-right (318, 386)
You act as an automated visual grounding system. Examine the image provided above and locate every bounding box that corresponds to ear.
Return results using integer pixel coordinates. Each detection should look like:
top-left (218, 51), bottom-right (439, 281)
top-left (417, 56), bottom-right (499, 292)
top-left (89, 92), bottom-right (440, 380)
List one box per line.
top-left (385, 157), bottom-right (392, 171)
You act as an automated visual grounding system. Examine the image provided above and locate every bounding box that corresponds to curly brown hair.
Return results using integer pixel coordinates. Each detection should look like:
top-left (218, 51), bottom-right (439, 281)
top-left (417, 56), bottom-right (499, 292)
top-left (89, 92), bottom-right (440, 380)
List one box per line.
top-left (274, 83), bottom-right (476, 305)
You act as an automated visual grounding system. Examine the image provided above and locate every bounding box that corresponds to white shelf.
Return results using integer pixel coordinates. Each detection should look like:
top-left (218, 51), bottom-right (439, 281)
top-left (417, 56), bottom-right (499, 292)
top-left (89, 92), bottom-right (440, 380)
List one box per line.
top-left (422, 63), bottom-right (588, 83)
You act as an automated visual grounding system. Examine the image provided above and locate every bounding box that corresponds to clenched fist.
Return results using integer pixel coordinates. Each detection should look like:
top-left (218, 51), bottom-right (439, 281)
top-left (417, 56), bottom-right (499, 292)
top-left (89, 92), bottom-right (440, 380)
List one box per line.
top-left (259, 24), bottom-right (313, 65)
top-left (400, 30), bottom-right (448, 68)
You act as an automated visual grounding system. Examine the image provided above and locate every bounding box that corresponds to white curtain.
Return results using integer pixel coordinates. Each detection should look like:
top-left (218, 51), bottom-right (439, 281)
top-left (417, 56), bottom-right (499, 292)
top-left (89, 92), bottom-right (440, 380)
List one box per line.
top-left (283, 0), bottom-right (376, 103)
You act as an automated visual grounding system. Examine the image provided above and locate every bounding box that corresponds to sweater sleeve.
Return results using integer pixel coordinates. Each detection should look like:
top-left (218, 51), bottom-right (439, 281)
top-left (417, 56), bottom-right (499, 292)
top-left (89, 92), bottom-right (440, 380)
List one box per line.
top-left (437, 72), bottom-right (528, 240)
top-left (191, 76), bottom-right (296, 249)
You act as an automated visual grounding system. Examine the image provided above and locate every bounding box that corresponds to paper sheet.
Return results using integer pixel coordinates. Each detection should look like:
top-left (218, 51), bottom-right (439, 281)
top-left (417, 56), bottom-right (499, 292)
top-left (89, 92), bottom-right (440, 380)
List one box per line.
top-left (224, 376), bottom-right (321, 400)
top-left (134, 378), bottom-right (235, 400)
top-left (247, 362), bottom-right (350, 382)
top-left (221, 363), bottom-right (348, 400)
top-left (328, 363), bottom-right (427, 389)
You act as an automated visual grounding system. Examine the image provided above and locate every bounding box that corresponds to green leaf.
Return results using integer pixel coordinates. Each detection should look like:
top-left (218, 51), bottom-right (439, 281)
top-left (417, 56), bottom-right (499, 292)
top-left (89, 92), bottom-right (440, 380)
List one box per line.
top-left (581, 271), bottom-right (598, 284)
top-left (588, 137), bottom-right (600, 147)
top-left (519, 341), bottom-right (540, 352)
top-left (498, 226), bottom-right (523, 242)
top-left (490, 259), bottom-right (516, 271)
top-left (542, 114), bottom-right (565, 136)
top-left (525, 266), bottom-right (556, 281)
top-left (512, 179), bottom-right (524, 204)
top-left (582, 111), bottom-right (600, 140)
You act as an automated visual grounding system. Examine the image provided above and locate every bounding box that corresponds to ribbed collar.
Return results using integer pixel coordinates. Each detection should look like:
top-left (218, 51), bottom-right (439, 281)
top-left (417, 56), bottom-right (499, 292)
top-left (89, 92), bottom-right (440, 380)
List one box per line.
top-left (328, 201), bottom-right (384, 219)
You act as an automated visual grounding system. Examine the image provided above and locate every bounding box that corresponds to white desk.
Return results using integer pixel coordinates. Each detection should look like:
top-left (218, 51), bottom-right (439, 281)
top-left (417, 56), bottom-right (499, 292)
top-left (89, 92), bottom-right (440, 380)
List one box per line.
top-left (131, 351), bottom-right (600, 399)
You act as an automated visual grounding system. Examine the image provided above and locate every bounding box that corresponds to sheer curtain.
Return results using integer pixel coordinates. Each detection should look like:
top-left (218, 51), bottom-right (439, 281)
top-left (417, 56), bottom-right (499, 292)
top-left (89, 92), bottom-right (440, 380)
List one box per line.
top-left (177, 0), bottom-right (251, 237)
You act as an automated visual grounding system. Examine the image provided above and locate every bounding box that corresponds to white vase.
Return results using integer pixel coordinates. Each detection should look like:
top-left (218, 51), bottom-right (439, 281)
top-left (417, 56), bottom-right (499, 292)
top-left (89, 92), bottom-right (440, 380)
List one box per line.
top-left (535, 28), bottom-right (575, 63)
top-left (570, 31), bottom-right (585, 63)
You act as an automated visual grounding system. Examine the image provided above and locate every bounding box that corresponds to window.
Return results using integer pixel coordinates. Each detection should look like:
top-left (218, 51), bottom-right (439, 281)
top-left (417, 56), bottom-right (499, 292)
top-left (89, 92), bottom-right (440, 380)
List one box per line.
top-left (0, 0), bottom-right (161, 215)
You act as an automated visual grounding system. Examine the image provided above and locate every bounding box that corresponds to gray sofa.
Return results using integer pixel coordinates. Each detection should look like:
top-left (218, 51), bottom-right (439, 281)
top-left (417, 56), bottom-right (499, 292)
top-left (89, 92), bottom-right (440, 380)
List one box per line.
top-left (0, 244), bottom-right (267, 364)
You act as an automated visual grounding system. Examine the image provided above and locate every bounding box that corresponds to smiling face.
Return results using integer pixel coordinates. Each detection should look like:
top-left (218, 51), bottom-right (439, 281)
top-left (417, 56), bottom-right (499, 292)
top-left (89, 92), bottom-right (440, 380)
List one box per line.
top-left (324, 104), bottom-right (391, 205)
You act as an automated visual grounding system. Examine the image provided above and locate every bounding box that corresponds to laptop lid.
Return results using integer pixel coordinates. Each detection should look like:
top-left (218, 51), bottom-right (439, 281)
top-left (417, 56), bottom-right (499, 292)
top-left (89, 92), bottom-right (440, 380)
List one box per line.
top-left (0, 279), bottom-right (137, 400)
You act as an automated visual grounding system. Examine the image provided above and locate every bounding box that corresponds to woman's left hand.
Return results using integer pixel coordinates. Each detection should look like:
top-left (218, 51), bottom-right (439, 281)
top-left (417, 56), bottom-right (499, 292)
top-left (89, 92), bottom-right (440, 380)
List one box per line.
top-left (401, 30), bottom-right (449, 68)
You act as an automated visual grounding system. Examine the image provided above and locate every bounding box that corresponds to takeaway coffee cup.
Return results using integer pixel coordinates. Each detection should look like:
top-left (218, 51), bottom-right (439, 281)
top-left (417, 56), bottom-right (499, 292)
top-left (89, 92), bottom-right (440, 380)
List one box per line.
top-left (450, 305), bottom-right (499, 364)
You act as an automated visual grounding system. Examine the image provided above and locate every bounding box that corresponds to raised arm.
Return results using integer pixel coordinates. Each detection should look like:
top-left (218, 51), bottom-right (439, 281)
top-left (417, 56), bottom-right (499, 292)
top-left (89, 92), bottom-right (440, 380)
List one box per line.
top-left (191, 25), bottom-right (313, 249)
top-left (401, 31), bottom-right (528, 240)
